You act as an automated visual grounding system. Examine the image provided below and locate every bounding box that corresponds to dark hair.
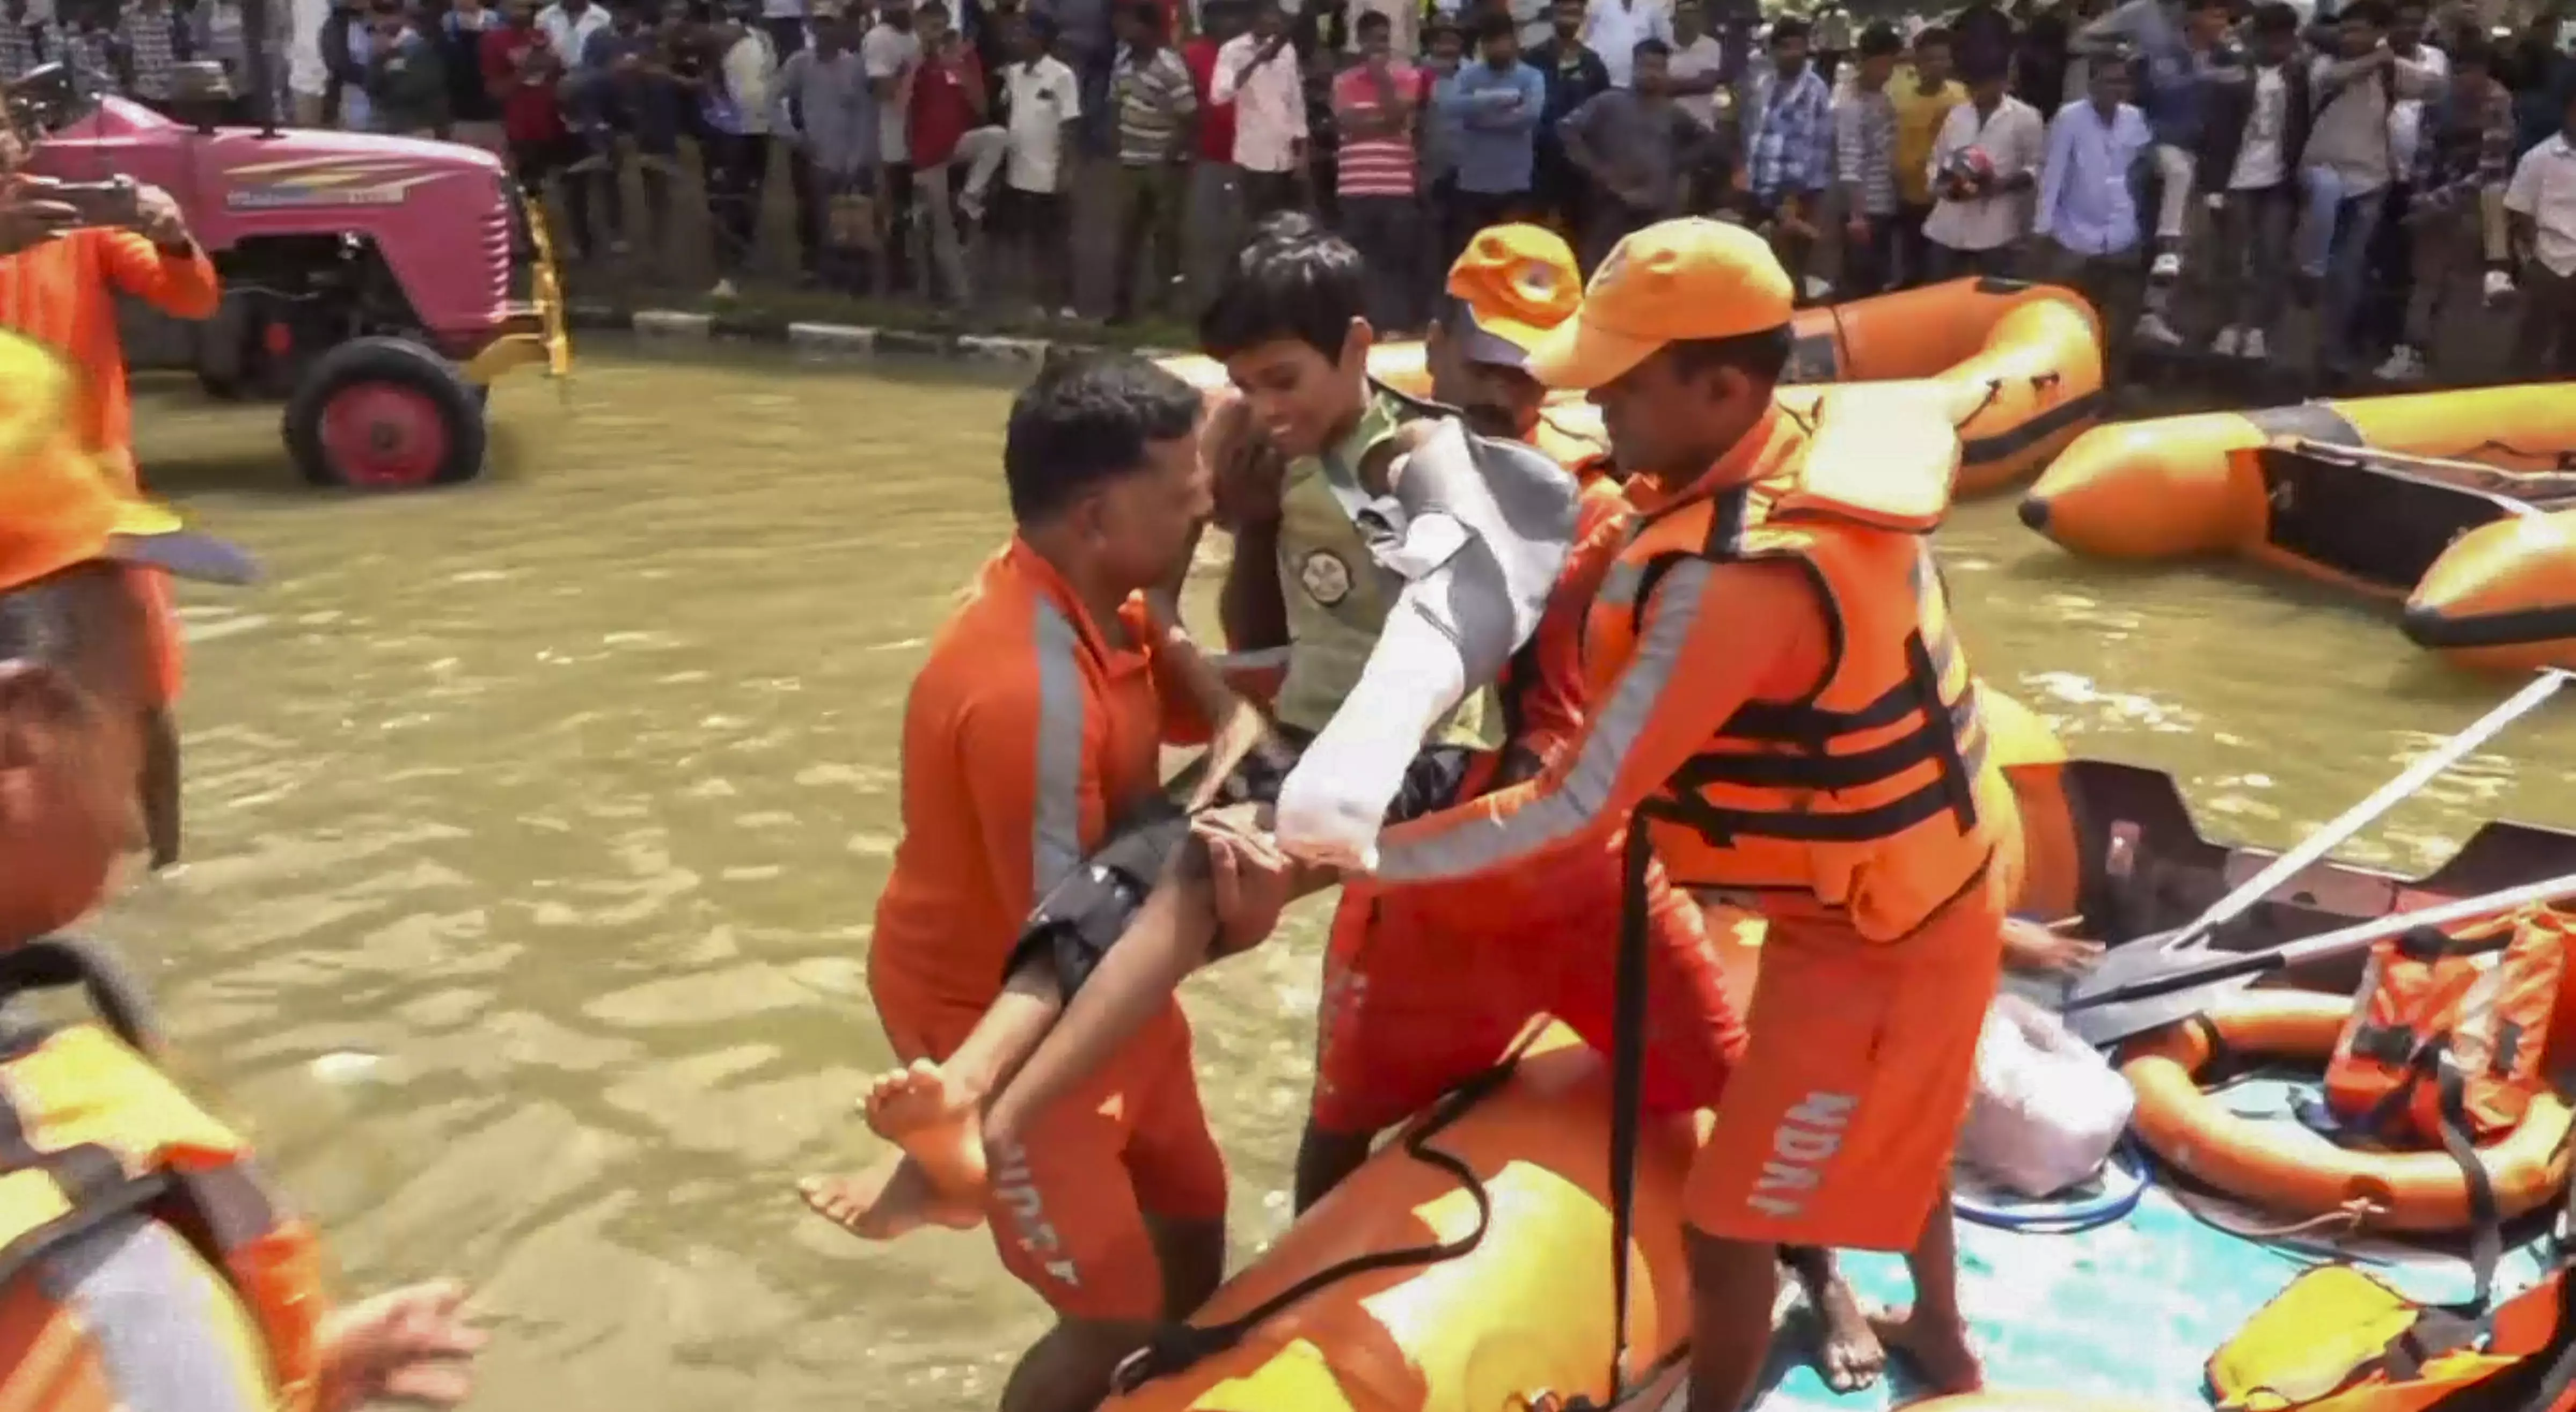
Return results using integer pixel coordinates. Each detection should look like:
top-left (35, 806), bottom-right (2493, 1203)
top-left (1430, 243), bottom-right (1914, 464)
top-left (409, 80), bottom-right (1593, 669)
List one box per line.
top-left (1633, 35), bottom-right (1669, 58)
top-left (0, 562), bottom-right (134, 703)
top-left (1199, 214), bottom-right (1368, 360)
top-left (2184, 0), bottom-right (2229, 15)
top-left (1121, 0), bottom-right (1163, 28)
top-left (2450, 33), bottom-right (2492, 68)
top-left (1857, 20), bottom-right (1900, 55)
top-left (2339, 0), bottom-right (2388, 26)
top-left (2249, 2), bottom-right (2297, 35)
top-left (1769, 16), bottom-right (1809, 43)
top-left (1477, 10), bottom-right (1517, 42)
top-left (916, 0), bottom-right (949, 17)
top-left (1912, 22), bottom-right (1950, 48)
top-left (1663, 325), bottom-right (1795, 387)
top-left (1356, 8), bottom-right (1389, 32)
top-left (1003, 356), bottom-right (1203, 525)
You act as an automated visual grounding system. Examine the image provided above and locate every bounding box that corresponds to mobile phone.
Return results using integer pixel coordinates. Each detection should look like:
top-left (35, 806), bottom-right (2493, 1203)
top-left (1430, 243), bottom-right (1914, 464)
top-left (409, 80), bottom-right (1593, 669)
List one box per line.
top-left (46, 179), bottom-right (139, 228)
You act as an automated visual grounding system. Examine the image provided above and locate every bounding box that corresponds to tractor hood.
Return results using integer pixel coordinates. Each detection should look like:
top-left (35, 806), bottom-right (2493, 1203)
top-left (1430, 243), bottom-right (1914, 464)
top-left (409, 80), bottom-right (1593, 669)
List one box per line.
top-left (43, 97), bottom-right (505, 183)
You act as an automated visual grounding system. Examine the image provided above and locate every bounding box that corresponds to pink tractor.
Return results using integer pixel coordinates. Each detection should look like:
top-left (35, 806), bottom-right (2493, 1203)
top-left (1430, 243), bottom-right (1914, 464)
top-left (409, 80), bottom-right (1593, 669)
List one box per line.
top-left (18, 69), bottom-right (570, 488)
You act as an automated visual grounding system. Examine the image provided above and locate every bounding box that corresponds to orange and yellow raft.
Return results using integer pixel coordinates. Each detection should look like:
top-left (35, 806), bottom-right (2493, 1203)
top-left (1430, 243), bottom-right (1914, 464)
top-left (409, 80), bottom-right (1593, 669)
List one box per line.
top-left (2018, 384), bottom-right (2576, 672)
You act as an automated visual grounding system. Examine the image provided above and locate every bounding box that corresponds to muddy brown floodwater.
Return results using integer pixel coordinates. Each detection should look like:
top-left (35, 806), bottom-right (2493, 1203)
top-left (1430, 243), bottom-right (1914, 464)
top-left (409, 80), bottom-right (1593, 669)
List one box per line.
top-left (94, 343), bottom-right (2576, 1411)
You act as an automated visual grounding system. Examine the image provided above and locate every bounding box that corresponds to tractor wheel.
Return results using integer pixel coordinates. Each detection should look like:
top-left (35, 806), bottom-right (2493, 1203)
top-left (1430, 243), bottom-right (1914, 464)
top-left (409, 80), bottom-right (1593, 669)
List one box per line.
top-left (283, 338), bottom-right (488, 489)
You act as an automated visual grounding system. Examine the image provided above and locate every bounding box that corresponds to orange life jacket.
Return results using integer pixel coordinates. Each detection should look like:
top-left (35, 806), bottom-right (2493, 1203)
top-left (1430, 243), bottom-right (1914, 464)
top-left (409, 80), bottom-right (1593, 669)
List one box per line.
top-left (0, 942), bottom-right (328, 1412)
top-left (1581, 398), bottom-right (2016, 941)
top-left (2325, 908), bottom-right (2573, 1148)
top-left (2272, 1261), bottom-right (2576, 1412)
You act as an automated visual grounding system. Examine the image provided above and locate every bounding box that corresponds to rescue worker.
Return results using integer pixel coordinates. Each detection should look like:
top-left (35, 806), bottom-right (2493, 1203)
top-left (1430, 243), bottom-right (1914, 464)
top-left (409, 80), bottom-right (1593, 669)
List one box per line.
top-left (0, 327), bottom-right (484, 1412)
top-left (806, 216), bottom-right (1585, 1255)
top-left (797, 355), bottom-right (1276, 1412)
top-left (0, 87), bottom-right (223, 870)
top-left (1262, 217), bottom-right (2016, 1405)
top-left (1298, 222), bottom-right (1890, 1394)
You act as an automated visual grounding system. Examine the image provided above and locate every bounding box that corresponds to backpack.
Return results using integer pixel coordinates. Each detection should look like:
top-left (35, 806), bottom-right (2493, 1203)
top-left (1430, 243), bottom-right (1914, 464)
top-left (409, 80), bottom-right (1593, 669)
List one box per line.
top-left (2324, 907), bottom-right (2573, 1150)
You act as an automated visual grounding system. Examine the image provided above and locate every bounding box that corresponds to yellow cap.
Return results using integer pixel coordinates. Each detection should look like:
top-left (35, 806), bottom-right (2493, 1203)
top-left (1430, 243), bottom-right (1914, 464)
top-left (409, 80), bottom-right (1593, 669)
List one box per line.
top-left (0, 332), bottom-right (257, 596)
top-left (1530, 218), bottom-right (1795, 390)
top-left (1443, 223), bottom-right (1583, 368)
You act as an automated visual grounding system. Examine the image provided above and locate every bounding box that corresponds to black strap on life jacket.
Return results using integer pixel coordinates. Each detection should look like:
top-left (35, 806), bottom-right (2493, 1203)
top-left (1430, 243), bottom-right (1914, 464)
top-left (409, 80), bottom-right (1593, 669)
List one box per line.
top-left (1104, 1038), bottom-right (1528, 1396)
top-left (0, 937), bottom-right (277, 1298)
top-left (1546, 821), bottom-right (1661, 1412)
top-left (0, 935), bottom-right (162, 1056)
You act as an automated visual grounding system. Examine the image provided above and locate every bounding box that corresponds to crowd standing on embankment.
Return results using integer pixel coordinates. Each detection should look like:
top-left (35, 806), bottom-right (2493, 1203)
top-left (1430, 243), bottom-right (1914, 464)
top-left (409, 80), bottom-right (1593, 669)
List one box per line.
top-left (14, 0), bottom-right (2576, 384)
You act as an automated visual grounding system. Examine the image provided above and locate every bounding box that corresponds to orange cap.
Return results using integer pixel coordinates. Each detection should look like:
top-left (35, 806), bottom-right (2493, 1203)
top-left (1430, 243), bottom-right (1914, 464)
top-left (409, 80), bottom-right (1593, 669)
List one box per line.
top-left (1530, 218), bottom-right (1795, 390)
top-left (1444, 223), bottom-right (1583, 369)
top-left (0, 332), bottom-right (257, 597)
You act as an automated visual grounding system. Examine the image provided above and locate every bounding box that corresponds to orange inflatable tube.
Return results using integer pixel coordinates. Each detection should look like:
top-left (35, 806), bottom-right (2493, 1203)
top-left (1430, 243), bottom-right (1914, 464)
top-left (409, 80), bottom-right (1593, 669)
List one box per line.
top-left (1096, 1023), bottom-right (1697, 1412)
top-left (2120, 989), bottom-right (2574, 1233)
top-left (1159, 278), bottom-right (2104, 496)
top-left (2018, 385), bottom-right (2576, 672)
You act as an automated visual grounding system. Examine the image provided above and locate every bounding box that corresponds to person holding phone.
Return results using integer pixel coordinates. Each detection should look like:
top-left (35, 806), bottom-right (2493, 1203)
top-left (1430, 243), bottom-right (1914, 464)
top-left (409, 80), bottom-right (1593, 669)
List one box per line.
top-left (0, 105), bottom-right (218, 871)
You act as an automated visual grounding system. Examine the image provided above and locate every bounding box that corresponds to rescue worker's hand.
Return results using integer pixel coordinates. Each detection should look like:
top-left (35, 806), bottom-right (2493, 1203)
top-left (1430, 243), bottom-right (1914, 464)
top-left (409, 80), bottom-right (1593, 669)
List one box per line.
top-left (2000, 917), bottom-right (2103, 976)
top-left (316, 1278), bottom-right (487, 1412)
top-left (1197, 810), bottom-right (1295, 954)
top-left (0, 179), bottom-right (79, 257)
top-left (129, 182), bottom-right (189, 248)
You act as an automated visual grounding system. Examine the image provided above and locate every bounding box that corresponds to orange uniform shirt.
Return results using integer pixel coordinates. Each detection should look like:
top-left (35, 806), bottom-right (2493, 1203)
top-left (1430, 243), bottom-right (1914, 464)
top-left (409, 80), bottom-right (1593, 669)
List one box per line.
top-left (868, 539), bottom-right (1205, 1025)
top-left (0, 229), bottom-right (221, 486)
top-left (1509, 472), bottom-right (1635, 767)
top-left (0, 230), bottom-right (220, 702)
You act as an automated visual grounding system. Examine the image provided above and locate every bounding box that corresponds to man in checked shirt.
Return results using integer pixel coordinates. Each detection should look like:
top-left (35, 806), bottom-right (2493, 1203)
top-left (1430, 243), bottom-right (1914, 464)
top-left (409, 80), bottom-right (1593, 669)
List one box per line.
top-left (1736, 14), bottom-right (1829, 295)
top-left (116, 0), bottom-right (191, 106)
top-left (1833, 21), bottom-right (1901, 296)
top-left (0, 0), bottom-right (45, 87)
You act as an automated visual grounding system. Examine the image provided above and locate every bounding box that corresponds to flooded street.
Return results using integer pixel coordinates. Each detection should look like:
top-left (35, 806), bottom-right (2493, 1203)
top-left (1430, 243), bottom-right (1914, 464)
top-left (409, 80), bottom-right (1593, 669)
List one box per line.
top-left (102, 345), bottom-right (2576, 1411)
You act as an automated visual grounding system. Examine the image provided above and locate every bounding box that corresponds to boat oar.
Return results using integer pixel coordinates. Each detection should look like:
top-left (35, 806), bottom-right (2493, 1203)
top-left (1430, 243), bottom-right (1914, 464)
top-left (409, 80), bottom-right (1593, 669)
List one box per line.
top-left (2065, 869), bottom-right (2576, 1047)
top-left (2062, 668), bottom-right (2571, 1041)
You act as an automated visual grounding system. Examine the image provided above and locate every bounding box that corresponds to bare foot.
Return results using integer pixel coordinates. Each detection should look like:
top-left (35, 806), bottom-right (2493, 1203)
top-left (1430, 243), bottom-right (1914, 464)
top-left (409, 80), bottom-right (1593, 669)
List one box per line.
top-left (1802, 1269), bottom-right (1887, 1392)
top-left (797, 1155), bottom-right (980, 1241)
top-left (860, 1059), bottom-right (990, 1201)
top-left (1868, 1304), bottom-right (1985, 1395)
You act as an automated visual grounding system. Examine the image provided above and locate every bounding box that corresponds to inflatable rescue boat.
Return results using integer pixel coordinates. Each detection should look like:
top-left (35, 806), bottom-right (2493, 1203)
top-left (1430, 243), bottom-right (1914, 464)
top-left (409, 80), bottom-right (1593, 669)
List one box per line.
top-left (1161, 278), bottom-right (2106, 495)
top-left (2018, 385), bottom-right (2576, 672)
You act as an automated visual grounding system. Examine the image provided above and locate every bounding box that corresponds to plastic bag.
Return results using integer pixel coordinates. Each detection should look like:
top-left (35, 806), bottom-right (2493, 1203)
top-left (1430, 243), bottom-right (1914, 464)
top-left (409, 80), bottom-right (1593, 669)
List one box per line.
top-left (1958, 993), bottom-right (2136, 1197)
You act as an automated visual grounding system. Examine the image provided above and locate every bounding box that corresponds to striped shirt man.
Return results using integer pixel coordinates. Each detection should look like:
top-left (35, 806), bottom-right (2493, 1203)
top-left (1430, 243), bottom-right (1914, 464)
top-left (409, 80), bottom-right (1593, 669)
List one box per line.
top-left (116, 0), bottom-right (186, 101)
top-left (1834, 81), bottom-right (1897, 218)
top-left (1332, 58), bottom-right (1420, 197)
top-left (1113, 41), bottom-right (1197, 166)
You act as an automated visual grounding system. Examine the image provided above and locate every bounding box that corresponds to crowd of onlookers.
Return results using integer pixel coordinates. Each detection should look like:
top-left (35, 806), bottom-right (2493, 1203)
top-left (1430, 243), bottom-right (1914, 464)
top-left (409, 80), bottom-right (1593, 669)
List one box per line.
top-left (8, 0), bottom-right (2576, 379)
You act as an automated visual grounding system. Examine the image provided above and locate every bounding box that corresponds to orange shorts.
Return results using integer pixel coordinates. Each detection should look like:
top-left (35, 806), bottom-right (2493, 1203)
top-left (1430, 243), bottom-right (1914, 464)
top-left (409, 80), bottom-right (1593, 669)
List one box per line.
top-left (1681, 870), bottom-right (2006, 1250)
top-left (876, 992), bottom-right (1227, 1323)
top-left (1311, 838), bottom-right (1746, 1137)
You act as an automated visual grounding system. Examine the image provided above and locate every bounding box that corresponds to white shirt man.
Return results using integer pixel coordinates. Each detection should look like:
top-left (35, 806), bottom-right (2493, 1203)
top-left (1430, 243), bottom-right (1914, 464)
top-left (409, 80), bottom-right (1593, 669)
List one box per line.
top-left (1581, 0), bottom-right (1672, 87)
top-left (1212, 27), bottom-right (1307, 173)
top-left (862, 16), bottom-right (921, 164)
top-left (1003, 52), bottom-right (1082, 191)
top-left (1922, 90), bottom-right (2044, 253)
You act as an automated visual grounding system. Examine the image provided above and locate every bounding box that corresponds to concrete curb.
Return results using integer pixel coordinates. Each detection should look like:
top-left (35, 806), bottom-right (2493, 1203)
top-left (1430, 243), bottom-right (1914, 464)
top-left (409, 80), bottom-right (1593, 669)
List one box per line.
top-left (569, 299), bottom-right (1183, 368)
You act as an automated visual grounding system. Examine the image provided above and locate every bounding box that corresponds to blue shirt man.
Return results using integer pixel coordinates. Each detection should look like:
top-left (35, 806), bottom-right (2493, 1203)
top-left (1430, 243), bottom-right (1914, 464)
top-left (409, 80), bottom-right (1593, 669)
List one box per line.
top-left (2035, 86), bottom-right (2151, 255)
top-left (1436, 30), bottom-right (1548, 195)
